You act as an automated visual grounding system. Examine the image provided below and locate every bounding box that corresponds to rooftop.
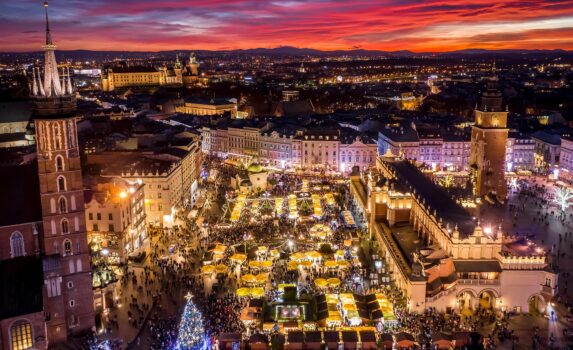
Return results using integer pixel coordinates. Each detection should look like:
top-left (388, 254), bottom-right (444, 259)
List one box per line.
top-left (531, 130), bottom-right (562, 145)
top-left (384, 160), bottom-right (476, 236)
top-left (184, 97), bottom-right (235, 106)
top-left (109, 66), bottom-right (158, 74)
top-left (379, 126), bottom-right (419, 142)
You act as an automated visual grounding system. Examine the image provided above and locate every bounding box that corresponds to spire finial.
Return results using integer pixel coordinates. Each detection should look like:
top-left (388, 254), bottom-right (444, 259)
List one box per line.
top-left (44, 2), bottom-right (52, 46)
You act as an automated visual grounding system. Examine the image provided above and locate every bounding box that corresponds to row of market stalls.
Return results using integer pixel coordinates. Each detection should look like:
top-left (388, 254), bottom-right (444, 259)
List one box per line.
top-left (286, 330), bottom-right (380, 350)
top-left (229, 192), bottom-right (339, 222)
top-left (218, 330), bottom-right (476, 350)
top-left (315, 293), bottom-right (397, 328)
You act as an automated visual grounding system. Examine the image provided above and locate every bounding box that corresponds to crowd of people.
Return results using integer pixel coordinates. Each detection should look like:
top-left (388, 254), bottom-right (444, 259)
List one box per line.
top-left (84, 163), bottom-right (573, 350)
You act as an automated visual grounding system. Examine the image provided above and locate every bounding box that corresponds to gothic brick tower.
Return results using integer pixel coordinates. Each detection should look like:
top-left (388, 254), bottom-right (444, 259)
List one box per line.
top-left (469, 69), bottom-right (509, 202)
top-left (32, 2), bottom-right (94, 343)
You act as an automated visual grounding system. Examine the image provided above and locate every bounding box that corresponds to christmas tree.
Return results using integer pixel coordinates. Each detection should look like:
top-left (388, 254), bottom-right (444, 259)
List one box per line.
top-left (175, 292), bottom-right (207, 350)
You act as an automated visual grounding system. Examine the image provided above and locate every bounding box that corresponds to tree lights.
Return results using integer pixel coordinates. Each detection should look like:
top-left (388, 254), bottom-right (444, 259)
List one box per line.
top-left (554, 186), bottom-right (573, 212)
top-left (174, 292), bottom-right (207, 350)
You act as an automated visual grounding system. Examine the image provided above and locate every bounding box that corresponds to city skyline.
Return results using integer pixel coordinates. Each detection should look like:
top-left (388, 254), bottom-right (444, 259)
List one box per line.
top-left (1, 0), bottom-right (573, 52)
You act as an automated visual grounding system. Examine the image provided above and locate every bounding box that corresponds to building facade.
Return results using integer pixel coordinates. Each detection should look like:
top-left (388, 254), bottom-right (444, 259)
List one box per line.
top-left (339, 136), bottom-right (377, 173)
top-left (506, 133), bottom-right (535, 171)
top-left (87, 142), bottom-right (202, 226)
top-left (532, 131), bottom-right (562, 174)
top-left (175, 98), bottom-right (237, 116)
top-left (378, 126), bottom-right (472, 171)
top-left (200, 123), bottom-right (376, 172)
top-left (259, 128), bottom-right (294, 168)
top-left (300, 129), bottom-right (340, 171)
top-left (101, 55), bottom-right (195, 91)
top-left (85, 179), bottom-right (147, 264)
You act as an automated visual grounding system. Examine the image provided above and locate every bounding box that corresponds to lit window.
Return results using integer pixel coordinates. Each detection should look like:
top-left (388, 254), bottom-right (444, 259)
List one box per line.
top-left (10, 320), bottom-right (33, 350)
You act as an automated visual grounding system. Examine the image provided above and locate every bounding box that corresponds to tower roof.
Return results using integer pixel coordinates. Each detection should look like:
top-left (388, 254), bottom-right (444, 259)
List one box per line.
top-left (31, 2), bottom-right (77, 116)
top-left (44, 1), bottom-right (52, 45)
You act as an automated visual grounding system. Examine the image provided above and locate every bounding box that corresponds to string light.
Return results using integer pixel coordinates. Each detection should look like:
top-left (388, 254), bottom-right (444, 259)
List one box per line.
top-left (174, 292), bottom-right (207, 350)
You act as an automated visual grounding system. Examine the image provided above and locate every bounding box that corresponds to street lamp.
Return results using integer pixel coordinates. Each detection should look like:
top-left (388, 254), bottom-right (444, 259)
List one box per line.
top-left (243, 234), bottom-right (252, 254)
top-left (483, 226), bottom-right (492, 236)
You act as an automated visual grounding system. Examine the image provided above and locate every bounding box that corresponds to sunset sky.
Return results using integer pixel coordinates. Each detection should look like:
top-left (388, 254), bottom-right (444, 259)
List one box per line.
top-left (1, 0), bottom-right (573, 52)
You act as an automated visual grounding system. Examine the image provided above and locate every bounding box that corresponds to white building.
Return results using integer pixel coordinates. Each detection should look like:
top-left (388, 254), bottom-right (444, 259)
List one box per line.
top-left (339, 135), bottom-right (377, 173)
top-left (442, 134), bottom-right (471, 171)
top-left (300, 129), bottom-right (340, 171)
top-left (506, 132), bottom-right (535, 171)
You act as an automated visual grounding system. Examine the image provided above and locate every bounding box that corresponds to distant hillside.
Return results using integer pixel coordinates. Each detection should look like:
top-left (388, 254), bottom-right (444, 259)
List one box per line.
top-left (1, 46), bottom-right (571, 61)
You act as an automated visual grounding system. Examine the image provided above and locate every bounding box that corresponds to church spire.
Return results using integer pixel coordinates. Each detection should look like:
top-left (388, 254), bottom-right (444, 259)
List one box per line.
top-left (38, 1), bottom-right (64, 97)
top-left (44, 2), bottom-right (52, 46)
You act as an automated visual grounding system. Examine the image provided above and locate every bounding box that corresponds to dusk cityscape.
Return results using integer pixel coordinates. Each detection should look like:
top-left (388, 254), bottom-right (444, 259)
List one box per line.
top-left (1, 1), bottom-right (573, 350)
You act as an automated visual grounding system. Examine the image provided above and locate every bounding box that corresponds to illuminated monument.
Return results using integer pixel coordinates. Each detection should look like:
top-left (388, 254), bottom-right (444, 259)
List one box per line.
top-left (32, 2), bottom-right (95, 343)
top-left (469, 69), bottom-right (509, 202)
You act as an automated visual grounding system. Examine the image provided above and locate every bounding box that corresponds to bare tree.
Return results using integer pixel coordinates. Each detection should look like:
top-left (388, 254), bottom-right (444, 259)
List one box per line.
top-left (554, 186), bottom-right (573, 212)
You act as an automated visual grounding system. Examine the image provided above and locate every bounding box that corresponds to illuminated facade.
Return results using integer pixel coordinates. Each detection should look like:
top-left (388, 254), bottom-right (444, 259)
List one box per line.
top-left (88, 139), bottom-right (202, 226)
top-left (349, 155), bottom-right (558, 314)
top-left (200, 123), bottom-right (376, 172)
top-left (506, 133), bottom-right (535, 171)
top-left (101, 55), bottom-right (192, 91)
top-left (378, 126), bottom-right (471, 171)
top-left (301, 129), bottom-right (340, 171)
top-left (469, 78), bottom-right (508, 200)
top-left (85, 179), bottom-right (147, 264)
top-left (339, 136), bottom-right (376, 173)
top-left (175, 98), bottom-right (237, 116)
top-left (532, 131), bottom-right (562, 174)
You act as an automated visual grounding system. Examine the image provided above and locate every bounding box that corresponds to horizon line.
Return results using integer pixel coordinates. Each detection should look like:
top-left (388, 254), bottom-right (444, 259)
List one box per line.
top-left (1, 46), bottom-right (572, 54)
